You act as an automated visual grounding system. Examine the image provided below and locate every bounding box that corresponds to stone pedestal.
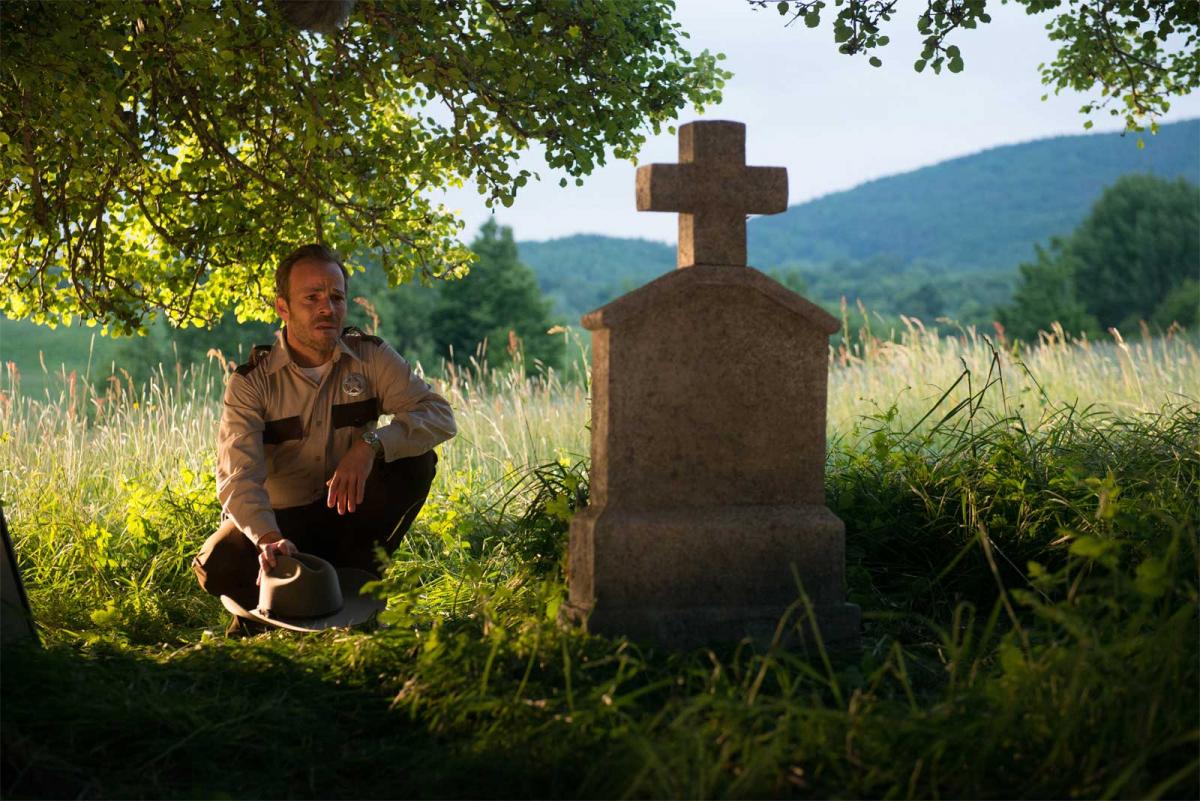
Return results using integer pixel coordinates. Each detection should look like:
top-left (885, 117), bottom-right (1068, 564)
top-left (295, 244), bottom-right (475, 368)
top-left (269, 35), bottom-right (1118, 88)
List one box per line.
top-left (564, 265), bottom-right (860, 649)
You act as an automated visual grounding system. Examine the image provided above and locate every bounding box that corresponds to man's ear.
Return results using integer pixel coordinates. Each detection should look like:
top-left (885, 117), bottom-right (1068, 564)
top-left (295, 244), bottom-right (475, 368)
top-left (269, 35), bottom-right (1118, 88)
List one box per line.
top-left (274, 295), bottom-right (289, 322)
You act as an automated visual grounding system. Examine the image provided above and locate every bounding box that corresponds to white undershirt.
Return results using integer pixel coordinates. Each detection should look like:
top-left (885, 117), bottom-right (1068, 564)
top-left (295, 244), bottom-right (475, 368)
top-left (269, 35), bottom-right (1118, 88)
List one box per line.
top-left (296, 361), bottom-right (333, 386)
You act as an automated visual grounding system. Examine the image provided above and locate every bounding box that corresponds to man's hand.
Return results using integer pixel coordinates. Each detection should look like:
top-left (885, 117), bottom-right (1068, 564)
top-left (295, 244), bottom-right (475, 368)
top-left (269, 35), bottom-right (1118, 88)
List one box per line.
top-left (256, 533), bottom-right (298, 584)
top-left (326, 440), bottom-right (376, 515)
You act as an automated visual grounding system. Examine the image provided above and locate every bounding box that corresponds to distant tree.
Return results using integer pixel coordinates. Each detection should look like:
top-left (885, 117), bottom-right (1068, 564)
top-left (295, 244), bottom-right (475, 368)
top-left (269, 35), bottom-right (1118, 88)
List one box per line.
top-left (1068, 175), bottom-right (1199, 330)
top-left (755, 0), bottom-right (1198, 133)
top-left (996, 242), bottom-right (1099, 341)
top-left (115, 261), bottom-right (445, 380)
top-left (895, 280), bottom-right (947, 322)
top-left (432, 221), bottom-right (564, 374)
top-left (1, 1), bottom-right (727, 333)
top-left (766, 267), bottom-right (809, 295)
top-left (1151, 278), bottom-right (1199, 331)
top-left (345, 262), bottom-right (439, 369)
top-left (996, 175), bottom-right (1199, 339)
top-left (115, 312), bottom-right (277, 384)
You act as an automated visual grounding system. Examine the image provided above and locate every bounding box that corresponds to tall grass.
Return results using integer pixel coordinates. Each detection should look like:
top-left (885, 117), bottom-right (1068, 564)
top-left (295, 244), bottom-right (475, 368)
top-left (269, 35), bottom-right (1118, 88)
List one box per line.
top-left (1, 323), bottom-right (1197, 798)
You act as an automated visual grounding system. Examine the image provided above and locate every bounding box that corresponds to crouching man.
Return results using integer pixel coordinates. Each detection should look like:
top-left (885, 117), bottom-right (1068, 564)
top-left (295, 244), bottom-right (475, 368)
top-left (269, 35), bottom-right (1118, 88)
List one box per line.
top-left (193, 244), bottom-right (456, 634)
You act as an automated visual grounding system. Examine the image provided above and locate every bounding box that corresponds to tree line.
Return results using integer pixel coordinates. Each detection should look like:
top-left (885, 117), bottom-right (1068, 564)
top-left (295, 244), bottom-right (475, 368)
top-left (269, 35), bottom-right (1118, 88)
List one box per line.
top-left (123, 220), bottom-right (564, 380)
top-left (126, 169), bottom-right (1196, 387)
top-left (995, 174), bottom-right (1198, 341)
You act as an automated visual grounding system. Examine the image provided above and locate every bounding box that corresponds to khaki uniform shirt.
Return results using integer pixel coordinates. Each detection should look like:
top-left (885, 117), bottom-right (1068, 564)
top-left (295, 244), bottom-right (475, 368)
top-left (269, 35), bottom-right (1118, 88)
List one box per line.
top-left (216, 328), bottom-right (456, 544)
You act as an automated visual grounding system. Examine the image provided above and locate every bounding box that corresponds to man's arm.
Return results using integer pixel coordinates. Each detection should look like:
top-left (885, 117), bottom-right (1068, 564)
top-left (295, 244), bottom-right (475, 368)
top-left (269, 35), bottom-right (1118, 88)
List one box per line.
top-left (216, 372), bottom-right (283, 546)
top-left (324, 339), bottom-right (456, 515)
top-left (369, 340), bottom-right (457, 460)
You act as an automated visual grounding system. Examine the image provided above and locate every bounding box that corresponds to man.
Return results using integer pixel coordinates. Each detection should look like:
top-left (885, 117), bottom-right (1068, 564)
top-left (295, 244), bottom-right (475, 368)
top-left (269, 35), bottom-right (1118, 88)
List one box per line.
top-left (192, 244), bottom-right (457, 633)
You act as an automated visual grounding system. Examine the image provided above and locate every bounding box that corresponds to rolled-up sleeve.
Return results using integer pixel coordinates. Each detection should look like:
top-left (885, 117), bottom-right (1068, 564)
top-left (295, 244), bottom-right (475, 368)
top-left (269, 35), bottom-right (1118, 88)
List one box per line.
top-left (216, 374), bottom-right (279, 544)
top-left (369, 342), bottom-right (457, 460)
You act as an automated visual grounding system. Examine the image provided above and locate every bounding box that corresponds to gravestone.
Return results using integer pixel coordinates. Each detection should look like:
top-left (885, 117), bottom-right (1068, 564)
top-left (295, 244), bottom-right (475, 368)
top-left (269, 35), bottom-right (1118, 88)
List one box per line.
top-left (563, 120), bottom-right (860, 648)
top-left (2, 507), bottom-right (37, 644)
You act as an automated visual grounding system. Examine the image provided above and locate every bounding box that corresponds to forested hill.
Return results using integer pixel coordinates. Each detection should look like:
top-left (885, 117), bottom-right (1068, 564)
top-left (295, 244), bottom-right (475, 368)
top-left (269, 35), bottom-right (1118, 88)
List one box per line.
top-left (519, 119), bottom-right (1199, 320)
top-left (749, 118), bottom-right (1200, 271)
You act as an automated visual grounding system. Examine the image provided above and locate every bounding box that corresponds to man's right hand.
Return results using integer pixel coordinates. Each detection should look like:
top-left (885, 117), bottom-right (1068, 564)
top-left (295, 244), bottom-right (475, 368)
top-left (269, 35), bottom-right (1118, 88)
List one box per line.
top-left (256, 533), bottom-right (298, 583)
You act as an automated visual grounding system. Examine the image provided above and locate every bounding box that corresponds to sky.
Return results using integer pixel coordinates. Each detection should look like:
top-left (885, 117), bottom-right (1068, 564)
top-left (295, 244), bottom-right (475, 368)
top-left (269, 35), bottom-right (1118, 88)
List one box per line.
top-left (438, 1), bottom-right (1200, 245)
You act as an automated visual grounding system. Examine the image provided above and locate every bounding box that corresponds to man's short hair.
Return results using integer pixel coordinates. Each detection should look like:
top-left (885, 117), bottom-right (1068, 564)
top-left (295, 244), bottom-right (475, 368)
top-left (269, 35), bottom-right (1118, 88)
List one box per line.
top-left (276, 244), bottom-right (349, 300)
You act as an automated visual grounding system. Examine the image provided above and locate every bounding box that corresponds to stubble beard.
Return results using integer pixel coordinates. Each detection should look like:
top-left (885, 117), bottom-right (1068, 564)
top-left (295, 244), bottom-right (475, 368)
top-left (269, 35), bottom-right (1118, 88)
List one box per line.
top-left (289, 322), bottom-right (339, 362)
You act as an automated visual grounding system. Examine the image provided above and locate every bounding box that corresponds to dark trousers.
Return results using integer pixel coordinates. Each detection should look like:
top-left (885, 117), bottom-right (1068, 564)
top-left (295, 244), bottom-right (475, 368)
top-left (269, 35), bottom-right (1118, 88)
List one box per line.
top-left (193, 450), bottom-right (437, 611)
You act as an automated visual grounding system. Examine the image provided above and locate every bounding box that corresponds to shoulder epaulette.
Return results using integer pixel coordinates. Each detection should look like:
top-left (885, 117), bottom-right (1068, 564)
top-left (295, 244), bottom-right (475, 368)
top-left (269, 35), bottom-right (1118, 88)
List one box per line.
top-left (341, 326), bottom-right (383, 346)
top-left (234, 344), bottom-right (273, 376)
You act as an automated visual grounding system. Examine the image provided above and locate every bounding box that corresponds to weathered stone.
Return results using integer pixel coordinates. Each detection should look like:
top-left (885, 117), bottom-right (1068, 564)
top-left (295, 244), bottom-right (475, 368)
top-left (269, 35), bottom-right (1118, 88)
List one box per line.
top-left (2, 510), bottom-right (36, 644)
top-left (636, 120), bottom-right (786, 268)
top-left (564, 120), bottom-right (860, 649)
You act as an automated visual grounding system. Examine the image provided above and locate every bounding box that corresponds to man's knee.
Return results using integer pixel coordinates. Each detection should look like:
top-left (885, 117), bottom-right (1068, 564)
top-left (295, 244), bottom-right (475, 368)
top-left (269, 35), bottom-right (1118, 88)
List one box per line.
top-left (193, 519), bottom-right (258, 607)
top-left (360, 450), bottom-right (438, 552)
top-left (383, 449), bottom-right (438, 488)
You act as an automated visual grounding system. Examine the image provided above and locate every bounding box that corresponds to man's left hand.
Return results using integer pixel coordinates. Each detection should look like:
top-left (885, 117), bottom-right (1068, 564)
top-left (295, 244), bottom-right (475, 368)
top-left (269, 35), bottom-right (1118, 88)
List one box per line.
top-left (326, 440), bottom-right (376, 515)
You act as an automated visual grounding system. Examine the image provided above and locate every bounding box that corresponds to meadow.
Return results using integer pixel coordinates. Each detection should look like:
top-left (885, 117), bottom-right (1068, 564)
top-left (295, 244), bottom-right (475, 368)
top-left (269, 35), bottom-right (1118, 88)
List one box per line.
top-left (1, 317), bottom-right (1197, 799)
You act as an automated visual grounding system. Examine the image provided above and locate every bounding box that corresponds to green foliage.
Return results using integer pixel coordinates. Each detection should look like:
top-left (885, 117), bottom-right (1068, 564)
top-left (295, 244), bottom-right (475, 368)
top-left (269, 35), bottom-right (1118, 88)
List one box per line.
top-left (1069, 174), bottom-right (1200, 330)
top-left (1153, 278), bottom-right (1200, 330)
top-left (91, 222), bottom-right (573, 379)
top-left (517, 234), bottom-right (678, 320)
top-left (996, 241), bottom-right (1099, 340)
top-left (756, 0), bottom-right (1200, 132)
top-left (0, 0), bottom-right (728, 333)
top-left (3, 360), bottom-right (1198, 797)
top-left (998, 174), bottom-right (1200, 339)
top-left (433, 220), bottom-right (565, 373)
top-left (518, 121), bottom-right (1198, 326)
top-left (748, 119), bottom-right (1200, 273)
top-left (345, 260), bottom-right (441, 368)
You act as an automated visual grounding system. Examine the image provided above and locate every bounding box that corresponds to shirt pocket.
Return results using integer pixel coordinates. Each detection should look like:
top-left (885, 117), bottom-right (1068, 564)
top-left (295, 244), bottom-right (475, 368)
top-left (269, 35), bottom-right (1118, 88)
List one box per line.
top-left (331, 397), bottom-right (381, 430)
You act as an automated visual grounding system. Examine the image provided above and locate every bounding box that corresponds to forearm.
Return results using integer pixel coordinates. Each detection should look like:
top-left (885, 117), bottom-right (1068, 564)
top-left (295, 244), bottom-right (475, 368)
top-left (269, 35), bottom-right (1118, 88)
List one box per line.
top-left (217, 479), bottom-right (281, 546)
top-left (374, 394), bottom-right (457, 460)
top-left (217, 375), bottom-right (278, 545)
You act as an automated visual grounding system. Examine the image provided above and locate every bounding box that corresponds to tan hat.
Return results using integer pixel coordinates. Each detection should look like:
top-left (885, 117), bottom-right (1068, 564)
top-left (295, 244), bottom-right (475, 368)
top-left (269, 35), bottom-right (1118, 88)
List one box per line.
top-left (221, 553), bottom-right (385, 632)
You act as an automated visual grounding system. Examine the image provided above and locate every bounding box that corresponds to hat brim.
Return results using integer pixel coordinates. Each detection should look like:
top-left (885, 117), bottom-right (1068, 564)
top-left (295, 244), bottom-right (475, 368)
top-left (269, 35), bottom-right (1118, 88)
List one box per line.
top-left (221, 568), bottom-right (385, 633)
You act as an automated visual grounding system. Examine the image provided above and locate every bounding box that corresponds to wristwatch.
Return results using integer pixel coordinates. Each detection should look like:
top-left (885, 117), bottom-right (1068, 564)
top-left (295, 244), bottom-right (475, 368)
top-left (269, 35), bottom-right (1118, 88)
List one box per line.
top-left (360, 430), bottom-right (384, 458)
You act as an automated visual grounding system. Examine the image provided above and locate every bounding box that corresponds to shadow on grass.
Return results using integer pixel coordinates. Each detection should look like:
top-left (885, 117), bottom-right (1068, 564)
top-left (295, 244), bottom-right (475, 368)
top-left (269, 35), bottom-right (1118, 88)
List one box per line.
top-left (1, 637), bottom-right (584, 800)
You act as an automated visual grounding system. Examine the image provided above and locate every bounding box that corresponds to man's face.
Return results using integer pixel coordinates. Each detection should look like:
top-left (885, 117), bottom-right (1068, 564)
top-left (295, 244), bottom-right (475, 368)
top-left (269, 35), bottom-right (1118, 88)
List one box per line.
top-left (275, 259), bottom-right (347, 359)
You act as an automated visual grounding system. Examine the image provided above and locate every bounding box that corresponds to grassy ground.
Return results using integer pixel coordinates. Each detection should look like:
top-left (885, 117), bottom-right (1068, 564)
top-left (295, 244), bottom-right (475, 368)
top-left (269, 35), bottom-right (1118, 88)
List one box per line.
top-left (1, 325), bottom-right (1197, 798)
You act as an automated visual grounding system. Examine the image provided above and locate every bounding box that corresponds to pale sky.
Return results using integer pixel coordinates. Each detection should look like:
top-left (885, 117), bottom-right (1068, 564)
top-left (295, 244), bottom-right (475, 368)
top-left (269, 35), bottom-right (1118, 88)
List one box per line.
top-left (438, 0), bottom-right (1200, 245)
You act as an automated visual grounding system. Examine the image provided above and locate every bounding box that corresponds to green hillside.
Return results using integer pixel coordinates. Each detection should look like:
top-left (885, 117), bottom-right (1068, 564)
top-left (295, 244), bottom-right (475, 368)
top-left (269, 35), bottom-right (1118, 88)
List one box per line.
top-left (516, 235), bottom-right (676, 320)
top-left (519, 119), bottom-right (1200, 322)
top-left (750, 118), bottom-right (1200, 271)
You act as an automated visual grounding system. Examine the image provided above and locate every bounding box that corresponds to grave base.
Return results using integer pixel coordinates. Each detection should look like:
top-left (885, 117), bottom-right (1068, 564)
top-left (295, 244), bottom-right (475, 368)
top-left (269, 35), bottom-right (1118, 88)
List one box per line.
top-left (564, 504), bottom-right (861, 650)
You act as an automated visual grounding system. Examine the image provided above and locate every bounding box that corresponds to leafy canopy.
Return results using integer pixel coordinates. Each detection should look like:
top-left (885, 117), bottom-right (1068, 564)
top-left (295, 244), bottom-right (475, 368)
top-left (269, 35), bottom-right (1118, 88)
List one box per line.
top-left (0, 0), bottom-right (728, 333)
top-left (756, 0), bottom-right (1199, 133)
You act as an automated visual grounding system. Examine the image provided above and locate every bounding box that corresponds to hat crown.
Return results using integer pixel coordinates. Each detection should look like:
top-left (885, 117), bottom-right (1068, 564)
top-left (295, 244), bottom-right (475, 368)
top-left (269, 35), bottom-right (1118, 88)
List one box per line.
top-left (258, 554), bottom-right (343, 619)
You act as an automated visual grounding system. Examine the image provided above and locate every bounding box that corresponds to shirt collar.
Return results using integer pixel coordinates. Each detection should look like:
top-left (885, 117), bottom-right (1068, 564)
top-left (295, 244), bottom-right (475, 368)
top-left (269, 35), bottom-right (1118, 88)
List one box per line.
top-left (266, 328), bottom-right (362, 375)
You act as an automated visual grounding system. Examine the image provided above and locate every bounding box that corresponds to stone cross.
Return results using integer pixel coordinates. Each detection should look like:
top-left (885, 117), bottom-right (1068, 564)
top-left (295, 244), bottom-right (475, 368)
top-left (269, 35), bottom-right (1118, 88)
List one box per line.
top-left (636, 120), bottom-right (787, 268)
top-left (564, 120), bottom-right (860, 649)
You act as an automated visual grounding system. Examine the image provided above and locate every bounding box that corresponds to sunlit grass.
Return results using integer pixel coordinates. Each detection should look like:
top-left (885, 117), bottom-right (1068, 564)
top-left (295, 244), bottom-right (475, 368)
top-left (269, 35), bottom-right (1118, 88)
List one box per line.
top-left (1, 321), bottom-right (1197, 798)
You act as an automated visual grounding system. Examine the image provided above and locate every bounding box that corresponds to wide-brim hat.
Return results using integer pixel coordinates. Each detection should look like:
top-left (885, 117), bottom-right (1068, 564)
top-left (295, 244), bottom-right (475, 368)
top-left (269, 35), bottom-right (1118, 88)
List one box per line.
top-left (221, 552), bottom-right (385, 632)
